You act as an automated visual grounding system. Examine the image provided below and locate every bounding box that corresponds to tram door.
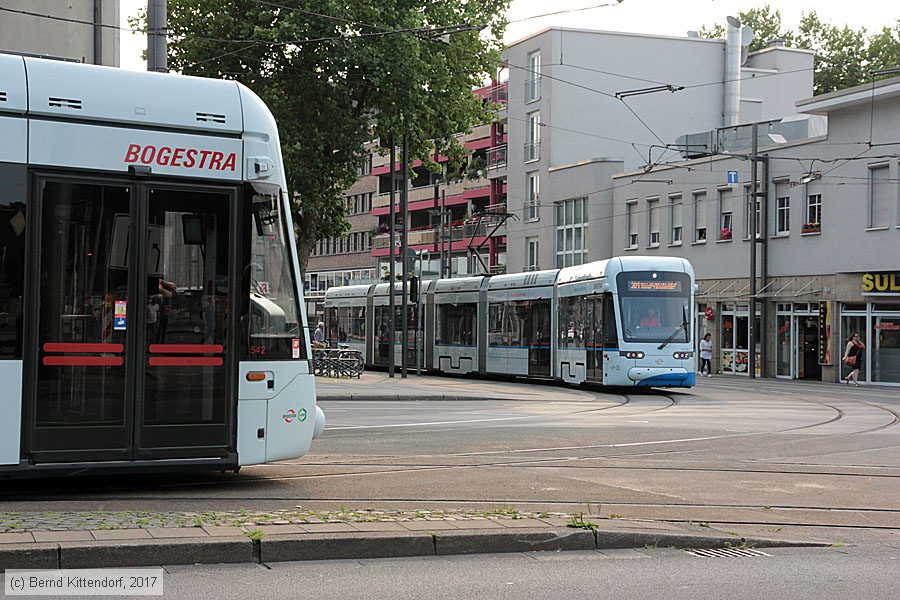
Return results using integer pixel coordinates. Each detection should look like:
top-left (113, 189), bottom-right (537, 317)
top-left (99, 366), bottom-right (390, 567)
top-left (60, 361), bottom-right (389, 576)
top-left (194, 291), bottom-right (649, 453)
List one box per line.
top-left (587, 296), bottom-right (604, 382)
top-left (30, 179), bottom-right (235, 463)
top-left (528, 300), bottom-right (551, 377)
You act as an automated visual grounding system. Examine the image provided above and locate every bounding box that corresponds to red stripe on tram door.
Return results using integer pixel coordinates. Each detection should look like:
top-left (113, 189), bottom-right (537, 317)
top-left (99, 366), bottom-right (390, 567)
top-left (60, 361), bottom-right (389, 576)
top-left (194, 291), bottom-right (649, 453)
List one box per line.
top-left (43, 343), bottom-right (125, 354)
top-left (148, 356), bottom-right (223, 367)
top-left (148, 344), bottom-right (223, 354)
top-left (43, 356), bottom-right (124, 367)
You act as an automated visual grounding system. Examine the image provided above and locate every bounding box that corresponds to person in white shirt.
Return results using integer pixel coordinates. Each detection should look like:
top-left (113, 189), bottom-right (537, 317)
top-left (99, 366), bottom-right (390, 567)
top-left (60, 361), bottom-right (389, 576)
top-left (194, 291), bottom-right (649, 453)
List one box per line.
top-left (699, 332), bottom-right (713, 377)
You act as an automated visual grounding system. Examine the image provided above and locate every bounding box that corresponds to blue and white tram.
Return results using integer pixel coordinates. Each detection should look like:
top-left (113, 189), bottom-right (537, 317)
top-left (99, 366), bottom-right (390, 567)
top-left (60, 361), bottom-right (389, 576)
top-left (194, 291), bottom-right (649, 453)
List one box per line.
top-left (322, 256), bottom-right (696, 388)
top-left (557, 257), bottom-right (696, 387)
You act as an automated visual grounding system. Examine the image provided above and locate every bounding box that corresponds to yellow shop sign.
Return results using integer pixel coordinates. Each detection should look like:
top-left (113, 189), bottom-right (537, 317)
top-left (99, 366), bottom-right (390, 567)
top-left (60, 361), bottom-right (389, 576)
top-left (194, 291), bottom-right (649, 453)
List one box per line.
top-left (861, 272), bottom-right (900, 294)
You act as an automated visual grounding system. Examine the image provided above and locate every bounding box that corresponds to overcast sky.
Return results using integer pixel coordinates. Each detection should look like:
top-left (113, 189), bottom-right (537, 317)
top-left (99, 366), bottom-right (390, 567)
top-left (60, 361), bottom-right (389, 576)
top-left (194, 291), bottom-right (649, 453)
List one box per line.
top-left (119, 0), bottom-right (899, 71)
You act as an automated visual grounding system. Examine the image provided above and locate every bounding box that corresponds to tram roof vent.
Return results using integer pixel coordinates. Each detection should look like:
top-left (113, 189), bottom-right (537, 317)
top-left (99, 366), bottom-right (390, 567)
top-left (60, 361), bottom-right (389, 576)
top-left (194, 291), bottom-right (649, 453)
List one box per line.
top-left (196, 112), bottom-right (227, 124)
top-left (0, 91), bottom-right (7, 102)
top-left (48, 97), bottom-right (82, 110)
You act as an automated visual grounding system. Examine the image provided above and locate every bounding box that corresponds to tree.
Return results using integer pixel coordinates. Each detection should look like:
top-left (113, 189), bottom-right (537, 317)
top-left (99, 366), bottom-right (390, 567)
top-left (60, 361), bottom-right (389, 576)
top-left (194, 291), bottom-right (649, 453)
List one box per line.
top-left (140, 1), bottom-right (508, 273)
top-left (700, 6), bottom-right (900, 95)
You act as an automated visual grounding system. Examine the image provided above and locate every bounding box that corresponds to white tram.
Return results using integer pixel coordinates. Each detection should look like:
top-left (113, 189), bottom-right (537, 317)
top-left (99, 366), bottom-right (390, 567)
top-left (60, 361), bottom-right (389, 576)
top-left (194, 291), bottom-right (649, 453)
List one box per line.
top-left (0, 55), bottom-right (324, 477)
top-left (324, 256), bottom-right (696, 388)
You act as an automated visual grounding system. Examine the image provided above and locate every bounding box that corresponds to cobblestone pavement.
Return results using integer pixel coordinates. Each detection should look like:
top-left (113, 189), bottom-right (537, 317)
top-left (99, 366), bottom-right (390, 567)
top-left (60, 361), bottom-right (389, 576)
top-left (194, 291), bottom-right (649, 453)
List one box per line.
top-left (0, 508), bottom-right (574, 533)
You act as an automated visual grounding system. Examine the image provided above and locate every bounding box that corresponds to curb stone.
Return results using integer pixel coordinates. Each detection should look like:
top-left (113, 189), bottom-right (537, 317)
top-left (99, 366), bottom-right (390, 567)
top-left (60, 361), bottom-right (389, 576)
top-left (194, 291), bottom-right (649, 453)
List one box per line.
top-left (0, 528), bottom-right (828, 569)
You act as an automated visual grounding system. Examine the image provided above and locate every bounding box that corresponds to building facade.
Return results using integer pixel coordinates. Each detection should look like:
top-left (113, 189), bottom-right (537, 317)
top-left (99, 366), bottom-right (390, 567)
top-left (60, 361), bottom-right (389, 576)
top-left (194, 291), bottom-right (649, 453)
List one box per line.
top-left (0, 1), bottom-right (120, 67)
top-left (501, 26), bottom-right (815, 273)
top-left (304, 83), bottom-right (509, 318)
top-left (610, 76), bottom-right (900, 386)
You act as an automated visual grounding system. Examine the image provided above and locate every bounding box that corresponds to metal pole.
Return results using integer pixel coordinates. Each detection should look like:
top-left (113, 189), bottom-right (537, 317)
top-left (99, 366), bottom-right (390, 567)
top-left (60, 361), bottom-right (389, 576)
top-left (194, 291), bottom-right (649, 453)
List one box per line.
top-left (760, 154), bottom-right (769, 378)
top-left (93, 0), bottom-right (103, 66)
top-left (401, 133), bottom-right (410, 378)
top-left (441, 189), bottom-right (448, 278)
top-left (440, 190), bottom-right (446, 279)
top-left (749, 122), bottom-right (758, 379)
top-left (388, 133), bottom-right (396, 378)
top-left (147, 0), bottom-right (168, 72)
top-left (416, 252), bottom-right (422, 376)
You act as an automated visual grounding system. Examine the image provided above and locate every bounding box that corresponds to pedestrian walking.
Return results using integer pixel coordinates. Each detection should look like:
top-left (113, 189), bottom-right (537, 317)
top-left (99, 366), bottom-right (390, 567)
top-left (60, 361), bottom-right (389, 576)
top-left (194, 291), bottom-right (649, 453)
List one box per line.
top-left (313, 321), bottom-right (326, 349)
top-left (842, 332), bottom-right (865, 386)
top-left (699, 332), bottom-right (713, 377)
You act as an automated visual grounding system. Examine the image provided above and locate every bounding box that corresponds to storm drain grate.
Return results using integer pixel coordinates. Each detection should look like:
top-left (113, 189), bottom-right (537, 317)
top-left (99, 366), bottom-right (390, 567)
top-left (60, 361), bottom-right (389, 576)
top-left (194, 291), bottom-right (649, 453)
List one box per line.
top-left (684, 548), bottom-right (771, 558)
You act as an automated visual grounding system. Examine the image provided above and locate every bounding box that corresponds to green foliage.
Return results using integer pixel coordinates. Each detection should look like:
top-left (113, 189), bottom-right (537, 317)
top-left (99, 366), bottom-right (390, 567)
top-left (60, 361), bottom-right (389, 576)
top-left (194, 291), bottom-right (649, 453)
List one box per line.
top-left (566, 512), bottom-right (598, 531)
top-left (144, 0), bottom-right (508, 272)
top-left (699, 6), bottom-right (900, 95)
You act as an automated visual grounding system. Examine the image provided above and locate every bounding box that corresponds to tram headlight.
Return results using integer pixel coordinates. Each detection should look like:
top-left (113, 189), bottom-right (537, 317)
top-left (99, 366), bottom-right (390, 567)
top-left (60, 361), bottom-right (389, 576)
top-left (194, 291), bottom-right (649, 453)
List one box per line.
top-left (619, 351), bottom-right (645, 359)
top-left (673, 351), bottom-right (693, 360)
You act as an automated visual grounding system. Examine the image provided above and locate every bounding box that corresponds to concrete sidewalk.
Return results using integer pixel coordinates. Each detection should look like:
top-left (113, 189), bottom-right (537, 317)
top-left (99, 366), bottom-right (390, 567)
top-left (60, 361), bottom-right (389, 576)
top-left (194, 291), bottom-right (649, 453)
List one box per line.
top-left (0, 511), bottom-right (827, 569)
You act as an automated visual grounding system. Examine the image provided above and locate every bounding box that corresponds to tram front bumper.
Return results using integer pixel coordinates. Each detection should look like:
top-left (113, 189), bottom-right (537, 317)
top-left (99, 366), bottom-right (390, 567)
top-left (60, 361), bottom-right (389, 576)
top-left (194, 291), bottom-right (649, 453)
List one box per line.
top-left (627, 367), bottom-right (694, 387)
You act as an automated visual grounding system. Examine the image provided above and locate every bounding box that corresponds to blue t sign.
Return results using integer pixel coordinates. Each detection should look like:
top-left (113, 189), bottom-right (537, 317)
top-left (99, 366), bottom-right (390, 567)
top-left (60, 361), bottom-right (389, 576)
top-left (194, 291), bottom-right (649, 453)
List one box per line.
top-left (727, 171), bottom-right (739, 184)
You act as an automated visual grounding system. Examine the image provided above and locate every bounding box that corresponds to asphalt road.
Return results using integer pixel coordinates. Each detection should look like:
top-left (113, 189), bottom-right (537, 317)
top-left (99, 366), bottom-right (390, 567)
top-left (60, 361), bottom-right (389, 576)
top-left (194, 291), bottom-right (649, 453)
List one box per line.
top-left (58, 545), bottom-right (900, 600)
top-left (2, 376), bottom-right (899, 544)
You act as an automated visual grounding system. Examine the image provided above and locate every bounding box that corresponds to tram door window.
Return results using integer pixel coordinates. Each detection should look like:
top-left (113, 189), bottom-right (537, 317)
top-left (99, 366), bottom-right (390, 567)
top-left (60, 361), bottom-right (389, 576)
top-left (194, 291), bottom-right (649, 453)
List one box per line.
top-left (140, 187), bottom-right (232, 453)
top-left (528, 300), bottom-right (551, 377)
top-left (31, 180), bottom-right (235, 462)
top-left (0, 164), bottom-right (26, 359)
top-left (587, 296), bottom-right (603, 382)
top-left (34, 182), bottom-right (132, 459)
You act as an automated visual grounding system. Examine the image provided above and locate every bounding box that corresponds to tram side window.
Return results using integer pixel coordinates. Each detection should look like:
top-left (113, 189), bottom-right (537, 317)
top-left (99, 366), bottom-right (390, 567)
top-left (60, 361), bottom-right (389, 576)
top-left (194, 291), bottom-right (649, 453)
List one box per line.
top-left (558, 297), bottom-right (587, 349)
top-left (0, 165), bottom-right (26, 359)
top-left (436, 303), bottom-right (476, 346)
top-left (247, 186), bottom-right (306, 360)
top-left (602, 292), bottom-right (619, 347)
top-left (324, 306), bottom-right (365, 345)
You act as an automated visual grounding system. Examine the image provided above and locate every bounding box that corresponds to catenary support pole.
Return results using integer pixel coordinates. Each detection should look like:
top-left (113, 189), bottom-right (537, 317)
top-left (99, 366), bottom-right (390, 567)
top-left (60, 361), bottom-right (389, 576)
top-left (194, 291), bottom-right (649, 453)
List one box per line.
top-left (401, 133), bottom-right (410, 378)
top-left (388, 133), bottom-right (396, 378)
top-left (147, 0), bottom-right (167, 72)
top-left (749, 122), bottom-right (758, 379)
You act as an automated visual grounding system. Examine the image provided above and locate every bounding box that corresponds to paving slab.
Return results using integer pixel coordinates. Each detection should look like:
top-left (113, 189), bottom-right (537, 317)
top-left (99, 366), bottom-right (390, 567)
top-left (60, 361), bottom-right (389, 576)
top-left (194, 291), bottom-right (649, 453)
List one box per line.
top-left (91, 529), bottom-right (153, 541)
top-left (147, 527), bottom-right (211, 539)
top-left (300, 523), bottom-right (358, 534)
top-left (400, 520), bottom-right (461, 531)
top-left (347, 522), bottom-right (408, 533)
top-left (32, 531), bottom-right (92, 543)
top-left (0, 532), bottom-right (34, 544)
top-left (498, 518), bottom-right (553, 529)
top-left (202, 526), bottom-right (246, 537)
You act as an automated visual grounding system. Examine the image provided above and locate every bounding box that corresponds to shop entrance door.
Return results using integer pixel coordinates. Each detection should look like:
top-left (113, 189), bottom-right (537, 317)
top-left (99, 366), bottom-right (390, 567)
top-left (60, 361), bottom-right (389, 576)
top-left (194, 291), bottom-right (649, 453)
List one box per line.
top-left (797, 315), bottom-right (821, 380)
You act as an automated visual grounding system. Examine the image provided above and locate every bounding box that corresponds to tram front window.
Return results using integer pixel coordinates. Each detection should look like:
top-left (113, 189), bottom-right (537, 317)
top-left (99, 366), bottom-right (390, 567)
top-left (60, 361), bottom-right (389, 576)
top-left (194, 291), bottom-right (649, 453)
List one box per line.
top-left (616, 272), bottom-right (691, 344)
top-left (247, 185), bottom-right (305, 360)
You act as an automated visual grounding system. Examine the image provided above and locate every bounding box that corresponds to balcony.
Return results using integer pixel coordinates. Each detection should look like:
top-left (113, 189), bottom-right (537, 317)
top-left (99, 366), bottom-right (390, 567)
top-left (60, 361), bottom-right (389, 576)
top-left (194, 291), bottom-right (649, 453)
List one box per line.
top-left (487, 145), bottom-right (507, 179)
top-left (373, 228), bottom-right (438, 249)
top-left (373, 180), bottom-right (470, 210)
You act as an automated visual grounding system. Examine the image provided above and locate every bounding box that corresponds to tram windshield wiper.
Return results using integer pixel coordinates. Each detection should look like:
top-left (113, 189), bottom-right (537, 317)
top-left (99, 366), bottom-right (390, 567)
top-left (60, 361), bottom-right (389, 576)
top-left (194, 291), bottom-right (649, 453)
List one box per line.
top-left (658, 306), bottom-right (689, 350)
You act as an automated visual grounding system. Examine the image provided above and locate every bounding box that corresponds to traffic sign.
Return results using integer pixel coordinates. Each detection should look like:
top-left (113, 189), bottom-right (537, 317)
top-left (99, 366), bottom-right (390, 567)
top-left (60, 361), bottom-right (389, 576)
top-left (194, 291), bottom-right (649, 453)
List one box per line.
top-left (727, 171), bottom-right (739, 184)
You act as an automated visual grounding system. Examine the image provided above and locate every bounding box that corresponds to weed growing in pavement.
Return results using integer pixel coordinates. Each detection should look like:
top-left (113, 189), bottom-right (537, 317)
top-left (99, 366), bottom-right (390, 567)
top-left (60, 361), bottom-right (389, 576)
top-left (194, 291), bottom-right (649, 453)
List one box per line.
top-left (697, 522), bottom-right (711, 528)
top-left (245, 528), bottom-right (266, 542)
top-left (607, 514), bottom-right (624, 519)
top-left (567, 513), bottom-right (598, 531)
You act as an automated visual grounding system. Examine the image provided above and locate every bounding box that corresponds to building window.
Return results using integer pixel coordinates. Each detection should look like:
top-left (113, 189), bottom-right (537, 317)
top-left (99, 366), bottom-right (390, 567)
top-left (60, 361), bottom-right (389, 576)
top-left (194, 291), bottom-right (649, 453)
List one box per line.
top-left (525, 51), bottom-right (541, 102)
top-left (526, 237), bottom-right (539, 271)
top-left (525, 172), bottom-right (540, 221)
top-left (647, 197), bottom-right (660, 247)
top-left (626, 201), bottom-right (638, 248)
top-left (776, 195), bottom-right (790, 234)
top-left (525, 111), bottom-right (540, 161)
top-left (744, 187), bottom-right (761, 239)
top-left (805, 193), bottom-right (822, 232)
top-left (693, 191), bottom-right (707, 242)
top-left (718, 190), bottom-right (733, 240)
top-left (868, 163), bottom-right (891, 228)
top-left (556, 197), bottom-right (588, 268)
top-left (669, 194), bottom-right (683, 244)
